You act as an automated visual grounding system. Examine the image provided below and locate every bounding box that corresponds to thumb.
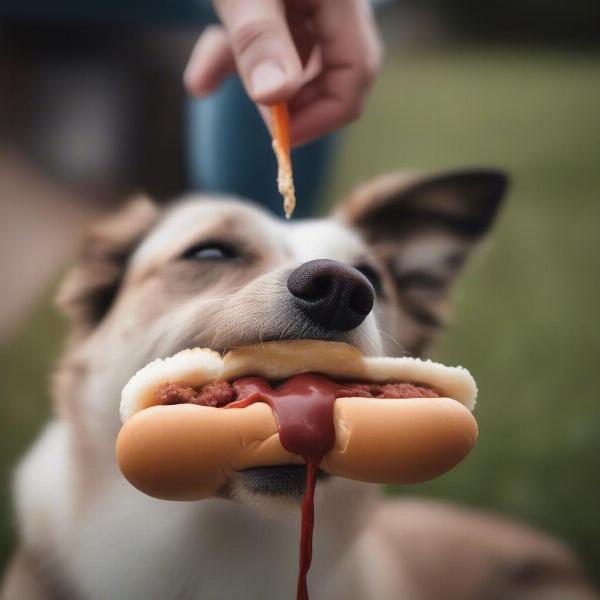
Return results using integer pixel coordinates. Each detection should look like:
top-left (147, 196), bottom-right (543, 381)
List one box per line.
top-left (214, 0), bottom-right (303, 104)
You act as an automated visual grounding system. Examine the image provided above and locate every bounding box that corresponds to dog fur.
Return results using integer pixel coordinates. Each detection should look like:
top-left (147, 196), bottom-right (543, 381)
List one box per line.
top-left (2, 169), bottom-right (596, 599)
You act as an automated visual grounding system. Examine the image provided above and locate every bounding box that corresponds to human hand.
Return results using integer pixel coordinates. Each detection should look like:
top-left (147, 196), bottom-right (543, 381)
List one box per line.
top-left (184, 0), bottom-right (382, 146)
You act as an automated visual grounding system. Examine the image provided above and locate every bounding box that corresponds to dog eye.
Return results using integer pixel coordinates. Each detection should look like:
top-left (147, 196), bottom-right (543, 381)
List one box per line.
top-left (181, 242), bottom-right (239, 261)
top-left (354, 264), bottom-right (382, 295)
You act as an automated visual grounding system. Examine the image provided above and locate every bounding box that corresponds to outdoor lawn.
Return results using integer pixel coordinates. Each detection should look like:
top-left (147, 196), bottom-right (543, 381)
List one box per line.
top-left (1, 47), bottom-right (599, 581)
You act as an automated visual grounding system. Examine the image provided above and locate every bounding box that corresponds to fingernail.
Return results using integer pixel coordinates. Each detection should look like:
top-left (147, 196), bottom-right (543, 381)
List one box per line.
top-left (250, 61), bottom-right (286, 98)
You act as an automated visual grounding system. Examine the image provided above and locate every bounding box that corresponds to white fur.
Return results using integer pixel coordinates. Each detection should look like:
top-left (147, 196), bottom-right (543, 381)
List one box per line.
top-left (288, 221), bottom-right (367, 265)
top-left (15, 421), bottom-right (75, 567)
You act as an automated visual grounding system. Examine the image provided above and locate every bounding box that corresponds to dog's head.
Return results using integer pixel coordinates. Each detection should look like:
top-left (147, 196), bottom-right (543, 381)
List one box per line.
top-left (56, 168), bottom-right (507, 505)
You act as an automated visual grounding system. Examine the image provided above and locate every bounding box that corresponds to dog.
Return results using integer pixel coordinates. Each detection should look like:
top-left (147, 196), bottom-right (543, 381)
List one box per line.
top-left (2, 168), bottom-right (596, 599)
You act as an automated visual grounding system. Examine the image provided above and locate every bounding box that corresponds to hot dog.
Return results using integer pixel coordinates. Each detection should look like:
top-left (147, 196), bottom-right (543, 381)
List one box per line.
top-left (117, 340), bottom-right (478, 500)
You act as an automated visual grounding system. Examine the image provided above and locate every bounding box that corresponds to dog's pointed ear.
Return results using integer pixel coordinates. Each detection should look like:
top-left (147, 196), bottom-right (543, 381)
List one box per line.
top-left (338, 168), bottom-right (508, 332)
top-left (56, 195), bottom-right (160, 338)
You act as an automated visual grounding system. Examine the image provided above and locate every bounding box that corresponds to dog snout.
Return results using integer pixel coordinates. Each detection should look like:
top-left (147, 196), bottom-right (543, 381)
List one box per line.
top-left (287, 259), bottom-right (374, 331)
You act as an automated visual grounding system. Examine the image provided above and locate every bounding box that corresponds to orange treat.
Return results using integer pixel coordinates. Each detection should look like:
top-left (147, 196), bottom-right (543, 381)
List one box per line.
top-left (271, 103), bottom-right (296, 219)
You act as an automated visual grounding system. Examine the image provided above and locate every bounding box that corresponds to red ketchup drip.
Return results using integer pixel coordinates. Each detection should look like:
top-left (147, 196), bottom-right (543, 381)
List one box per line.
top-left (228, 374), bottom-right (340, 600)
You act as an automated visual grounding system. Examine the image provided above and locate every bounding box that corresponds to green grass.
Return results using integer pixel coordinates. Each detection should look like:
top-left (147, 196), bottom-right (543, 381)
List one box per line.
top-left (2, 47), bottom-right (600, 582)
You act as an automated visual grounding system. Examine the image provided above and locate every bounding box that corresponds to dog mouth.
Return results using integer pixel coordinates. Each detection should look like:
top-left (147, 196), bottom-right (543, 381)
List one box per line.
top-left (191, 331), bottom-right (369, 360)
top-left (235, 465), bottom-right (330, 499)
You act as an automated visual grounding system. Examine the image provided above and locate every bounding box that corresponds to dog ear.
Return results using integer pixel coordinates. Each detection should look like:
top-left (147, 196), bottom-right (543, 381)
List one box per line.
top-left (338, 168), bottom-right (508, 331)
top-left (56, 195), bottom-right (160, 338)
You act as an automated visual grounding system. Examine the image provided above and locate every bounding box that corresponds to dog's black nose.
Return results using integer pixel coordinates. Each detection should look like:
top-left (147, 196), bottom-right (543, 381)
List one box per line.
top-left (287, 259), bottom-right (374, 331)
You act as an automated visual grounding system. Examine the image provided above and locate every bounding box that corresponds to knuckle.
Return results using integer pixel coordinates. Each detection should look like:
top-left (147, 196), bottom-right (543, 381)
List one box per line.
top-left (230, 21), bottom-right (281, 56)
top-left (344, 99), bottom-right (364, 123)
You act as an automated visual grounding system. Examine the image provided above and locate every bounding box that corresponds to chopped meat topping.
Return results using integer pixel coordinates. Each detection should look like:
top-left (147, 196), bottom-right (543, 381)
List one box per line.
top-left (334, 382), bottom-right (439, 399)
top-left (156, 380), bottom-right (234, 408)
top-left (156, 377), bottom-right (439, 407)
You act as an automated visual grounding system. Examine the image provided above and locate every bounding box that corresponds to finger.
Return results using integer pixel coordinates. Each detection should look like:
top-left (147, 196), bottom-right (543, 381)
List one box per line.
top-left (289, 67), bottom-right (370, 146)
top-left (302, 46), bottom-right (322, 85)
top-left (290, 0), bottom-right (382, 145)
top-left (184, 26), bottom-right (236, 96)
top-left (287, 7), bottom-right (316, 68)
top-left (255, 45), bottom-right (320, 137)
top-left (287, 55), bottom-right (324, 112)
top-left (214, 0), bottom-right (303, 104)
top-left (240, 17), bottom-right (318, 137)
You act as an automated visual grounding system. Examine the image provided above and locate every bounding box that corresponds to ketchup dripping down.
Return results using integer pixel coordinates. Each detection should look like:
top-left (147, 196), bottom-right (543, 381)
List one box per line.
top-left (229, 374), bottom-right (341, 600)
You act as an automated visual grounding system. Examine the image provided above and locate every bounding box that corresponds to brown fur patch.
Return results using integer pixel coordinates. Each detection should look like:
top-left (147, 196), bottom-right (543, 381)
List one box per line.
top-left (56, 195), bottom-right (160, 340)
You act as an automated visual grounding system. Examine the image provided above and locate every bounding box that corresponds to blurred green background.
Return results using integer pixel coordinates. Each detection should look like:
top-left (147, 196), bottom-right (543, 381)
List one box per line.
top-left (1, 10), bottom-right (600, 591)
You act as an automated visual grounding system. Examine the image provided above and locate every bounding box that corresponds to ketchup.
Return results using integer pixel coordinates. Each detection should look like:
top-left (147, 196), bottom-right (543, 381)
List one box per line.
top-left (229, 374), bottom-right (341, 600)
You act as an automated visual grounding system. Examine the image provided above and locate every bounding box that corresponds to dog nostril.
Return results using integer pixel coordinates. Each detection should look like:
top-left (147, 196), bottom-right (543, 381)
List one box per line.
top-left (287, 259), bottom-right (375, 332)
top-left (290, 274), bottom-right (332, 302)
top-left (349, 285), bottom-right (373, 316)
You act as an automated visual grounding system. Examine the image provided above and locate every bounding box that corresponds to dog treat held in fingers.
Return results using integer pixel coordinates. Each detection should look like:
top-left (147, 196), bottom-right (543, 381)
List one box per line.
top-left (271, 102), bottom-right (296, 219)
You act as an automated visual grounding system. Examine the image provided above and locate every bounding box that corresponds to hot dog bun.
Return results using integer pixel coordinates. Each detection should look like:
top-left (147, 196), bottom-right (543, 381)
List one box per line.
top-left (117, 340), bottom-right (478, 500)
